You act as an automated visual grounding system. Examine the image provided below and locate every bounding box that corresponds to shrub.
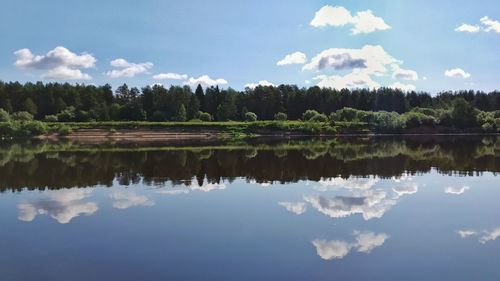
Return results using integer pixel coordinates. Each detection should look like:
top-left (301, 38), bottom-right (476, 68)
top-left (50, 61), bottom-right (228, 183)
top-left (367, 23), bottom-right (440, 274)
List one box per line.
top-left (309, 113), bottom-right (328, 123)
top-left (58, 125), bottom-right (73, 136)
top-left (302, 110), bottom-right (321, 121)
top-left (244, 112), bottom-right (258, 122)
top-left (274, 112), bottom-right (287, 121)
top-left (43, 115), bottom-right (58, 122)
top-left (0, 109), bottom-right (10, 122)
top-left (404, 112), bottom-right (437, 128)
top-left (20, 121), bottom-right (48, 136)
top-left (198, 112), bottom-right (213, 122)
top-left (11, 111), bottom-right (34, 121)
top-left (371, 111), bottom-right (405, 132)
top-left (57, 106), bottom-right (77, 122)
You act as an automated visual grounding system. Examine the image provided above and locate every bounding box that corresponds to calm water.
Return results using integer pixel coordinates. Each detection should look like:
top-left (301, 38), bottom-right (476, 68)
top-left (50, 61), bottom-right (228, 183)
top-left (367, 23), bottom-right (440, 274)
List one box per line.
top-left (0, 137), bottom-right (499, 281)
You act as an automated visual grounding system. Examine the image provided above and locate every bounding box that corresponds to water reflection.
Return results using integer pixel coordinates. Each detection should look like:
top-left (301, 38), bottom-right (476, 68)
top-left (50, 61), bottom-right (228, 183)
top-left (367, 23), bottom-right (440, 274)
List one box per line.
top-left (312, 231), bottom-right (389, 260)
top-left (445, 185), bottom-right (470, 195)
top-left (278, 202), bottom-right (307, 215)
top-left (0, 136), bottom-right (498, 192)
top-left (18, 189), bottom-right (98, 224)
top-left (110, 190), bottom-right (155, 210)
top-left (457, 227), bottom-right (500, 244)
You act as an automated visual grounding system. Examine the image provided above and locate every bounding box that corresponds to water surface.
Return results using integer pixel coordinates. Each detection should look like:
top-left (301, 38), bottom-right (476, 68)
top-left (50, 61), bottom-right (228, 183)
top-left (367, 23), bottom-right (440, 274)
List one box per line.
top-left (0, 137), bottom-right (499, 281)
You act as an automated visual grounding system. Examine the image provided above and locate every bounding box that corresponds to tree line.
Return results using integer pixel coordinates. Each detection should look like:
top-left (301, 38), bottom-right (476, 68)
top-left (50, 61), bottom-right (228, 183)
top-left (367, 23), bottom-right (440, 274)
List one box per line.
top-left (0, 81), bottom-right (499, 123)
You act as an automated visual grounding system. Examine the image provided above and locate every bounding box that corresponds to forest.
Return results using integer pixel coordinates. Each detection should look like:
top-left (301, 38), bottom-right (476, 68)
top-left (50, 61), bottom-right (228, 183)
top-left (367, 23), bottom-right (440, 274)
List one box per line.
top-left (0, 81), bottom-right (499, 136)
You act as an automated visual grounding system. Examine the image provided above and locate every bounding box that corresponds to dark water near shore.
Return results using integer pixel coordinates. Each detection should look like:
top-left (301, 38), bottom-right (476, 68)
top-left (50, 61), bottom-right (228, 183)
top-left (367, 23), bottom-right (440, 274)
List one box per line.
top-left (0, 136), bottom-right (499, 281)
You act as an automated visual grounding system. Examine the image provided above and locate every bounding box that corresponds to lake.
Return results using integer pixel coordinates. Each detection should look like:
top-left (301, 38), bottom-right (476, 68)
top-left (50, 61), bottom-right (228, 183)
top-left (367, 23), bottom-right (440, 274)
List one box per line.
top-left (0, 136), bottom-right (499, 281)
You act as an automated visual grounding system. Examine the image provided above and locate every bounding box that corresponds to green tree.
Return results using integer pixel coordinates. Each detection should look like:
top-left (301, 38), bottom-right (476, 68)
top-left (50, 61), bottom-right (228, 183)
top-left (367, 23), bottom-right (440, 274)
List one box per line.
top-left (174, 104), bottom-right (187, 122)
top-left (451, 98), bottom-right (476, 128)
top-left (244, 112), bottom-right (257, 122)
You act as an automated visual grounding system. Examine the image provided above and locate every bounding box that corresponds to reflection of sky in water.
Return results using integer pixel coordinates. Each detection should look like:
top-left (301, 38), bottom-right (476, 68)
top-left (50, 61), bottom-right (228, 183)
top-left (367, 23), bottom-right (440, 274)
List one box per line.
top-left (1, 170), bottom-right (499, 281)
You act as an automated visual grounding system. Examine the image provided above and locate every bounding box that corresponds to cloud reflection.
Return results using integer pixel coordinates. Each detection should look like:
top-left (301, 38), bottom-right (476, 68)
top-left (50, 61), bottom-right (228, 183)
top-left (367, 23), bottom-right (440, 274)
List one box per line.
top-left (456, 227), bottom-right (500, 244)
top-left (445, 186), bottom-right (470, 195)
top-left (312, 231), bottom-right (389, 260)
top-left (278, 202), bottom-right (307, 215)
top-left (18, 189), bottom-right (98, 224)
top-left (110, 190), bottom-right (155, 209)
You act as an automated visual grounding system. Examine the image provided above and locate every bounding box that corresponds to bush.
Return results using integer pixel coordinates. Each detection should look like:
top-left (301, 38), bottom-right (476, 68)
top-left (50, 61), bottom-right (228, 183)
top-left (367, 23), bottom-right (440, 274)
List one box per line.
top-left (244, 112), bottom-right (258, 122)
top-left (57, 106), bottom-right (77, 122)
top-left (11, 111), bottom-right (34, 121)
top-left (371, 111), bottom-right (405, 132)
top-left (20, 121), bottom-right (48, 136)
top-left (404, 112), bottom-right (437, 128)
top-left (309, 113), bottom-right (328, 123)
top-left (274, 112), bottom-right (287, 121)
top-left (302, 110), bottom-right (321, 121)
top-left (43, 115), bottom-right (58, 122)
top-left (58, 125), bottom-right (73, 136)
top-left (0, 109), bottom-right (10, 122)
top-left (198, 112), bottom-right (213, 122)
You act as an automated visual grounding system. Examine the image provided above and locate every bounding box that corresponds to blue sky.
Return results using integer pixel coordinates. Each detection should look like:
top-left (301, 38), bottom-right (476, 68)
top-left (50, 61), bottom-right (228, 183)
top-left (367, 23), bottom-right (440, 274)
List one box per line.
top-left (0, 0), bottom-right (499, 92)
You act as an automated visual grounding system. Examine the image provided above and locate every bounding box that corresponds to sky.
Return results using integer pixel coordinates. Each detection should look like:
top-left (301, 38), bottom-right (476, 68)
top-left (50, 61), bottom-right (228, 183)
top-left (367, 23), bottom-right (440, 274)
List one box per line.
top-left (0, 0), bottom-right (499, 93)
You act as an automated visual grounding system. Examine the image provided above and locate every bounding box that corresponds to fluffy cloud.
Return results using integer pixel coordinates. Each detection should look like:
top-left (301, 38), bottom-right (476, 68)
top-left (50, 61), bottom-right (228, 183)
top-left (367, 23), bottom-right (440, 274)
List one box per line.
top-left (313, 72), bottom-right (380, 90)
top-left (445, 68), bottom-right (471, 79)
top-left (312, 231), bottom-right (388, 260)
top-left (390, 82), bottom-right (416, 92)
top-left (18, 189), bottom-right (98, 224)
top-left (304, 45), bottom-right (419, 90)
top-left (480, 16), bottom-right (500, 33)
top-left (244, 80), bottom-right (276, 89)
top-left (455, 24), bottom-right (481, 33)
top-left (278, 202), bottom-right (307, 215)
top-left (106, 58), bottom-right (153, 78)
top-left (392, 65), bottom-right (419, 81)
top-left (14, 46), bottom-right (95, 80)
top-left (310, 5), bottom-right (391, 34)
top-left (153, 72), bottom-right (188, 80)
top-left (186, 75), bottom-right (228, 88)
top-left (445, 185), bottom-right (470, 195)
top-left (277, 51), bottom-right (307, 66)
top-left (303, 45), bottom-right (398, 74)
top-left (110, 191), bottom-right (155, 210)
top-left (158, 180), bottom-right (226, 194)
top-left (456, 17), bottom-right (500, 33)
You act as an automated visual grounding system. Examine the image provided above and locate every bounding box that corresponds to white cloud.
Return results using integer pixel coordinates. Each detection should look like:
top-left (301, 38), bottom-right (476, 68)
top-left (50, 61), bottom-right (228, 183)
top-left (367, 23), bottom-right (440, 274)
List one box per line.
top-left (277, 51), bottom-right (307, 66)
top-left (392, 65), bottom-right (419, 81)
top-left (304, 45), bottom-right (419, 90)
top-left (445, 68), bottom-right (471, 79)
top-left (244, 80), bottom-right (276, 89)
top-left (455, 24), bottom-right (481, 33)
top-left (186, 75), bottom-right (228, 88)
top-left (189, 181), bottom-right (226, 192)
top-left (456, 17), bottom-right (500, 33)
top-left (313, 71), bottom-right (380, 90)
top-left (312, 231), bottom-right (388, 260)
top-left (110, 191), bottom-right (154, 210)
top-left (278, 202), bottom-right (307, 215)
top-left (14, 46), bottom-right (95, 80)
top-left (480, 16), bottom-right (500, 33)
top-left (445, 185), bottom-right (470, 195)
top-left (390, 82), bottom-right (416, 92)
top-left (457, 230), bottom-right (478, 238)
top-left (18, 189), bottom-right (98, 224)
top-left (310, 5), bottom-right (391, 34)
top-left (106, 58), bottom-right (153, 78)
top-left (303, 45), bottom-right (398, 74)
top-left (153, 72), bottom-right (188, 80)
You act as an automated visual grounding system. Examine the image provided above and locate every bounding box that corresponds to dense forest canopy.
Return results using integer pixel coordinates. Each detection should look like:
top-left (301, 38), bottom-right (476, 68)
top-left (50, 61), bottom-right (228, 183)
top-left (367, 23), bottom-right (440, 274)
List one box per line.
top-left (0, 80), bottom-right (498, 123)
